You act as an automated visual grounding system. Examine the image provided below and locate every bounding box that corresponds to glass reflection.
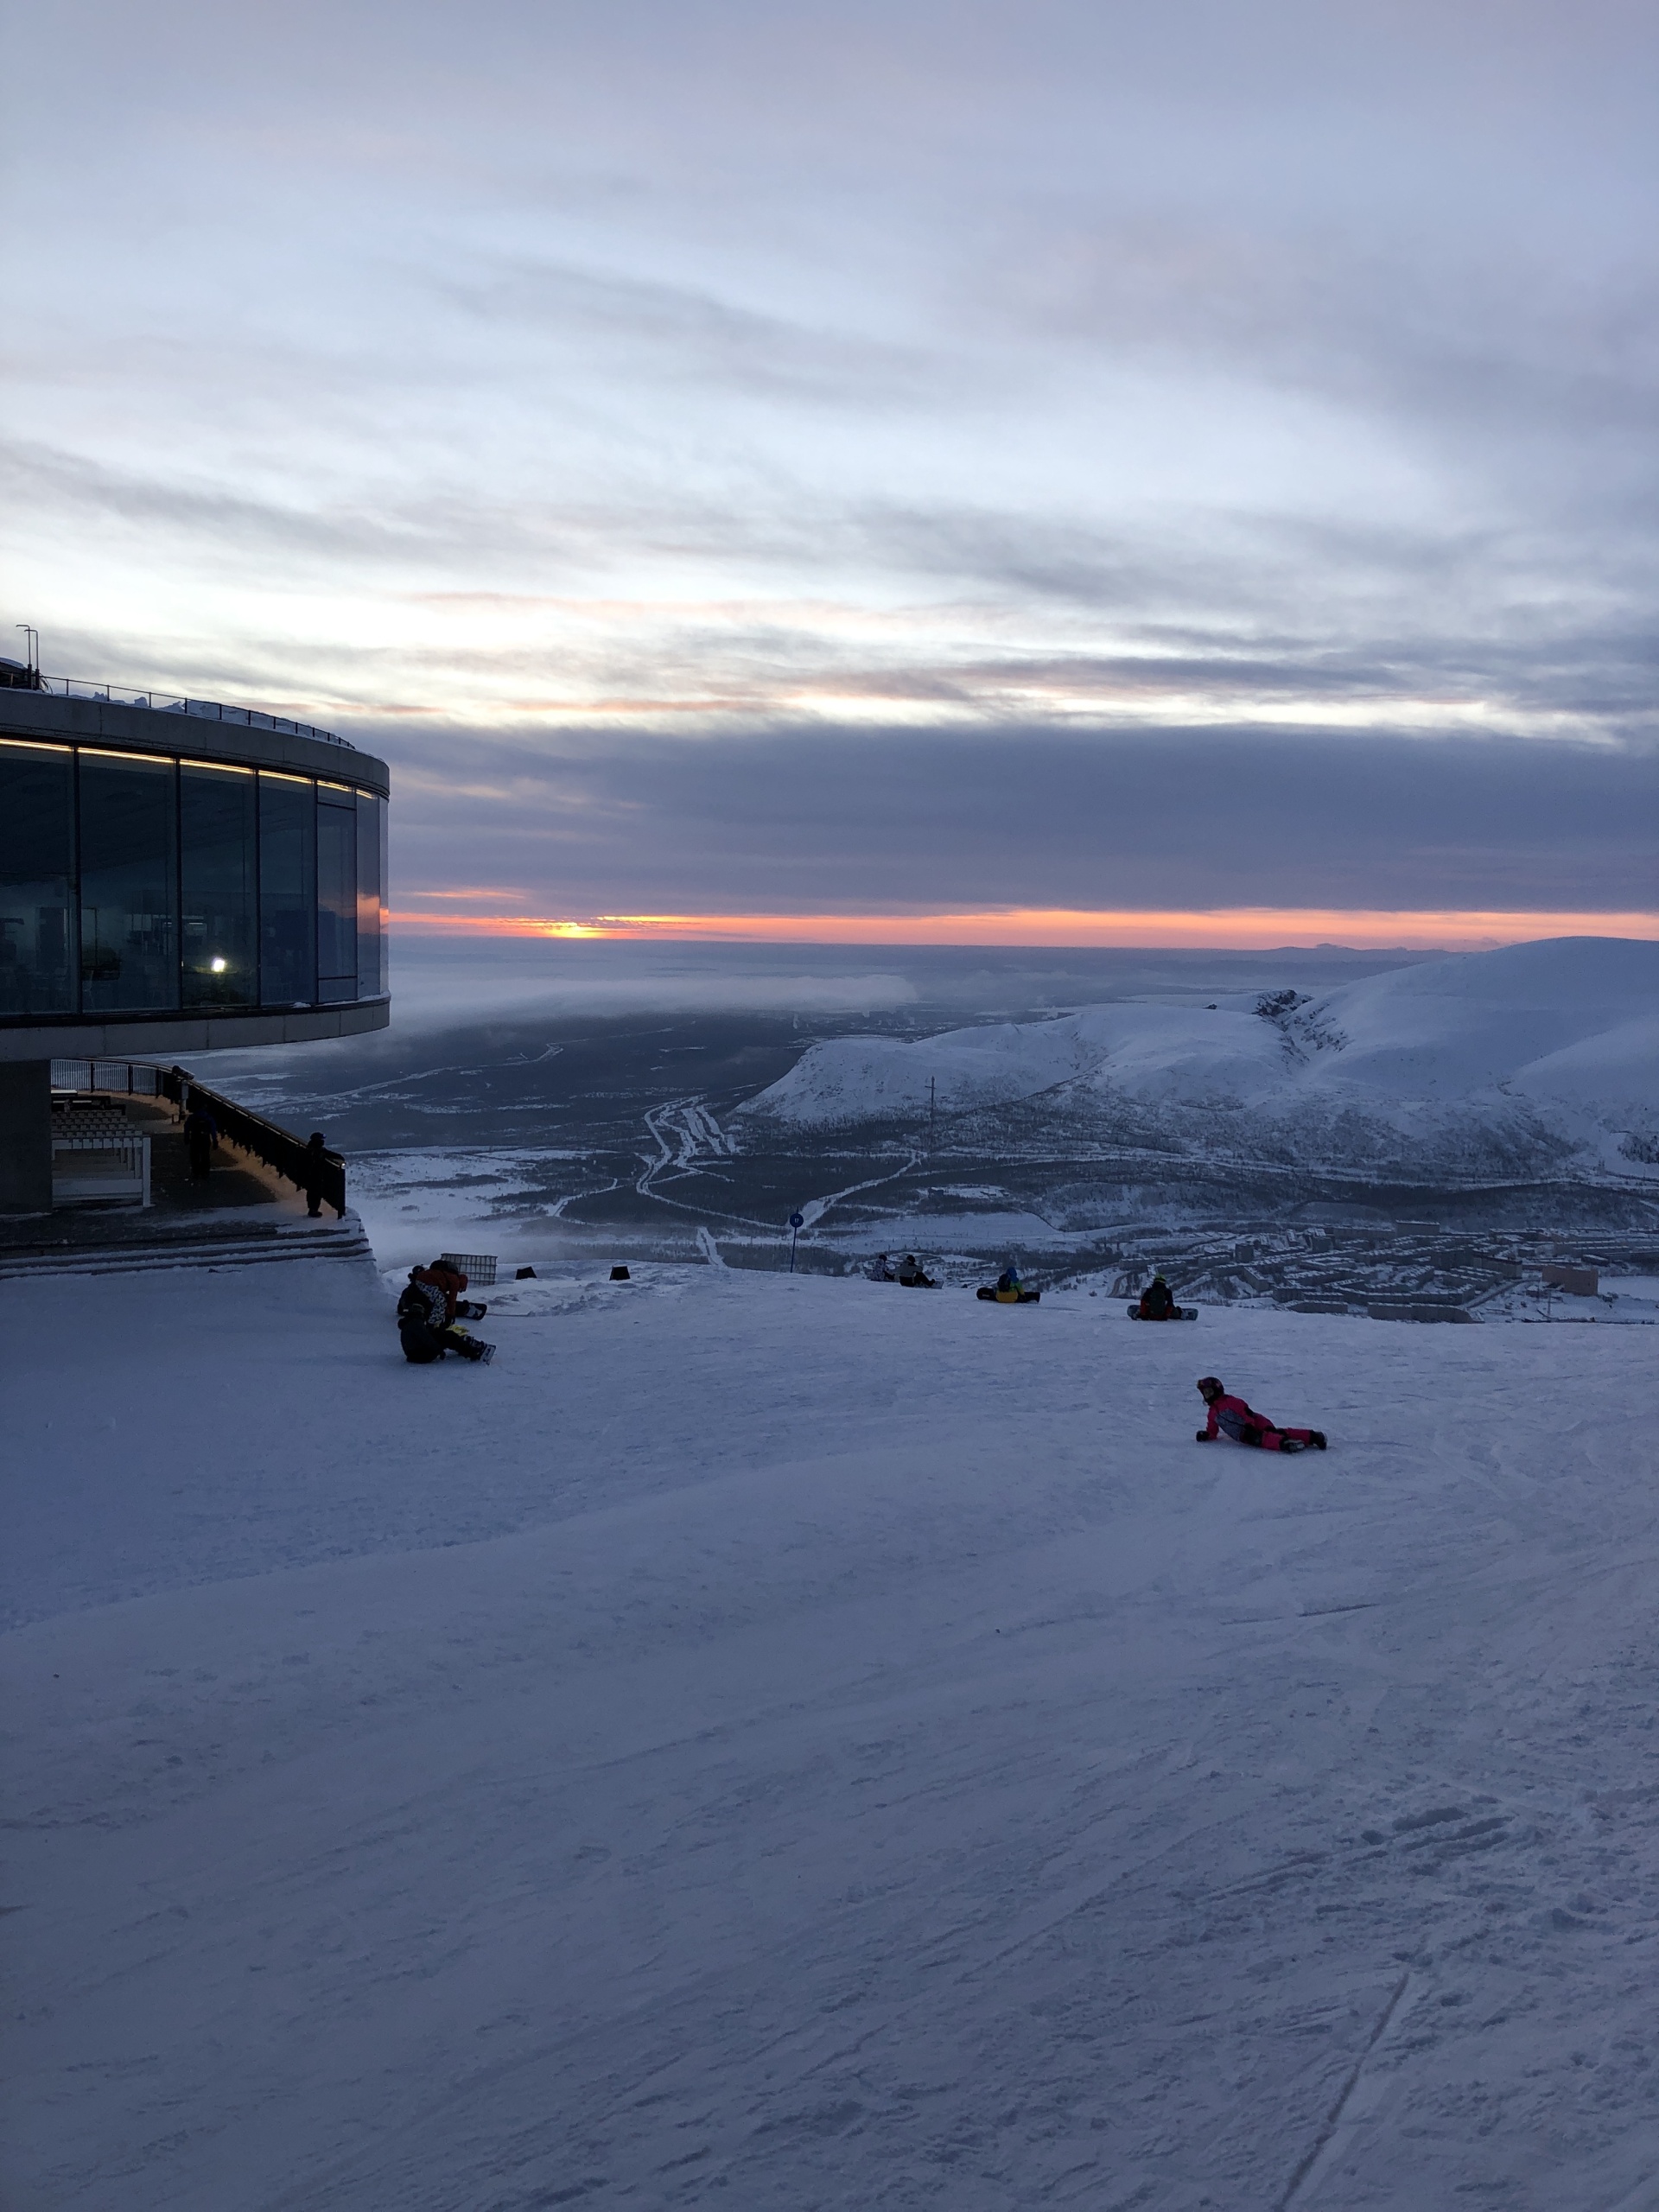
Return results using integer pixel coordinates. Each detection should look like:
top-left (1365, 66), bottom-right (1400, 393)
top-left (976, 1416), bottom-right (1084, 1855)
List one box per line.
top-left (79, 753), bottom-right (179, 1012)
top-left (0, 744), bottom-right (76, 1014)
top-left (259, 773), bottom-right (316, 1005)
top-left (356, 791), bottom-right (386, 1000)
top-left (0, 737), bottom-right (388, 1025)
top-left (316, 788), bottom-right (357, 1002)
top-left (181, 764), bottom-right (257, 1007)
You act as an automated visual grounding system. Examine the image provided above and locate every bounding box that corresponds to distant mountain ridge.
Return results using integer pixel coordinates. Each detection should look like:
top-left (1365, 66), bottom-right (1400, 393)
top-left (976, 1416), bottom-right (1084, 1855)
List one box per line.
top-left (739, 938), bottom-right (1659, 1186)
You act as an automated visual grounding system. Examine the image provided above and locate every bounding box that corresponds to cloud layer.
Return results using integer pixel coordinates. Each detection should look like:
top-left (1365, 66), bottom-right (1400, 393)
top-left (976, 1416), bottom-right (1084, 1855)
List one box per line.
top-left (379, 721), bottom-right (1658, 918)
top-left (3, 0), bottom-right (1655, 925)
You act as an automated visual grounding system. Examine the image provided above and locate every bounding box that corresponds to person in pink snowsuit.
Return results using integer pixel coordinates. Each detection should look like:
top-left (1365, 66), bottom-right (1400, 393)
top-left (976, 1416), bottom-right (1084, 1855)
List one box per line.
top-left (1195, 1376), bottom-right (1326, 1453)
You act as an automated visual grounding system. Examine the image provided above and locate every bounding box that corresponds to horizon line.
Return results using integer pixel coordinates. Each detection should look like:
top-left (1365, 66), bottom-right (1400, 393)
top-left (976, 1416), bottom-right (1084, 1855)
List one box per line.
top-left (387, 906), bottom-right (1659, 951)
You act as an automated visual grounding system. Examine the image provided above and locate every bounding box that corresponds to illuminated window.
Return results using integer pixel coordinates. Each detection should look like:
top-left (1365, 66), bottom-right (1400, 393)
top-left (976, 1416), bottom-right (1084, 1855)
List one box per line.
top-left (181, 764), bottom-right (257, 1009)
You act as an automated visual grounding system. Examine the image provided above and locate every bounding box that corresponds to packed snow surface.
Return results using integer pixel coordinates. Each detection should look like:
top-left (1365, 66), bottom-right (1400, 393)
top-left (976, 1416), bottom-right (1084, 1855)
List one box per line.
top-left (745, 938), bottom-right (1659, 1173)
top-left (8, 1258), bottom-right (1659, 2209)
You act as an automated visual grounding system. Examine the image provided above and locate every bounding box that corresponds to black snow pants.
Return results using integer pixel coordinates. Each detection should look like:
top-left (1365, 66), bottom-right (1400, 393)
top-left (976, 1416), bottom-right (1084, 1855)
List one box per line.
top-left (399, 1319), bottom-right (486, 1364)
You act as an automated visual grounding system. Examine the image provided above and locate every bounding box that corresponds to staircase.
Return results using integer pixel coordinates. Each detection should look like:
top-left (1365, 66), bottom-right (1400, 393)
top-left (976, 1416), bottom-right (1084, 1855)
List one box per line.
top-left (0, 1211), bottom-right (377, 1283)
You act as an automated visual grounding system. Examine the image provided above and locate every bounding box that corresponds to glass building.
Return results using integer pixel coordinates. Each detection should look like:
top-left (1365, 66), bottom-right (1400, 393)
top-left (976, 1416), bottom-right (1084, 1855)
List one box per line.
top-left (0, 684), bottom-right (390, 1214)
top-left (0, 693), bottom-right (390, 1036)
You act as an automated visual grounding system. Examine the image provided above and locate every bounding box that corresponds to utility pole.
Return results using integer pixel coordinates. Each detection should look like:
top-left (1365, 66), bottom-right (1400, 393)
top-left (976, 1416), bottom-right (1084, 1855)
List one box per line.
top-left (929, 1075), bottom-right (936, 1146)
top-left (15, 625), bottom-right (39, 681)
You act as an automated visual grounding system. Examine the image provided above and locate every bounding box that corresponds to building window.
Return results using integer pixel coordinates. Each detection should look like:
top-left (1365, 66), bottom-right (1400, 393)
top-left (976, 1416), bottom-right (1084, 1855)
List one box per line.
top-left (356, 790), bottom-right (388, 1001)
top-left (0, 732), bottom-right (386, 1027)
top-left (258, 772), bottom-right (316, 1007)
top-left (79, 752), bottom-right (179, 1013)
top-left (181, 763), bottom-right (257, 1009)
top-left (0, 743), bottom-right (76, 1015)
top-left (316, 786), bottom-right (358, 1003)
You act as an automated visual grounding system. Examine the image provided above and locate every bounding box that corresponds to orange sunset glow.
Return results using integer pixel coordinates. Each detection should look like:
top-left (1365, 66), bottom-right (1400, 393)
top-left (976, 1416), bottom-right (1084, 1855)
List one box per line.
top-left (388, 906), bottom-right (1659, 951)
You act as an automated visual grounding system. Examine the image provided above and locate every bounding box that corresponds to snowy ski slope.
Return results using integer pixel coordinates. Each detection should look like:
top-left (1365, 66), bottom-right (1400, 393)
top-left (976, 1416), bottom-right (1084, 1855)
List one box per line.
top-left (6, 1256), bottom-right (1659, 2208)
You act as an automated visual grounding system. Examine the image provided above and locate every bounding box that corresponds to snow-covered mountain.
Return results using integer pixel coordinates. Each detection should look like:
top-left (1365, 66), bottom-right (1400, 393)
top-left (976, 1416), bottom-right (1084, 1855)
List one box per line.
top-left (741, 938), bottom-right (1659, 1182)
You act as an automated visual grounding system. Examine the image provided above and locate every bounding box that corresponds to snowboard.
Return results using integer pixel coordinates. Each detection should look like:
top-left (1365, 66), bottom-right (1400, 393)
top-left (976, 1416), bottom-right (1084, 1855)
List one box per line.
top-left (977, 1286), bottom-right (1041, 1303)
top-left (1127, 1304), bottom-right (1198, 1319)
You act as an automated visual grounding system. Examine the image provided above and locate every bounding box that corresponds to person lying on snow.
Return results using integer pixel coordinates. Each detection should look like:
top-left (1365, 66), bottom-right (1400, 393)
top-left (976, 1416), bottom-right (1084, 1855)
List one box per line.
top-left (1137, 1272), bottom-right (1180, 1319)
top-left (397, 1266), bottom-right (496, 1364)
top-left (1195, 1376), bottom-right (1325, 1452)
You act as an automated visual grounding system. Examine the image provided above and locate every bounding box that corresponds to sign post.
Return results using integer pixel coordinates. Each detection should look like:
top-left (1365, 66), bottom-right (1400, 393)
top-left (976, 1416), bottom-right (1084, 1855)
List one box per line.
top-left (788, 1211), bottom-right (804, 1273)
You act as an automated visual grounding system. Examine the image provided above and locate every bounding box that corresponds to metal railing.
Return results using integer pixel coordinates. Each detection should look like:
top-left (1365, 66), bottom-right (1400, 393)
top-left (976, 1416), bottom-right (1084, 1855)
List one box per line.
top-left (51, 1132), bottom-right (152, 1209)
top-left (32, 676), bottom-right (353, 749)
top-left (51, 1058), bottom-right (163, 1097)
top-left (50, 1058), bottom-right (347, 1218)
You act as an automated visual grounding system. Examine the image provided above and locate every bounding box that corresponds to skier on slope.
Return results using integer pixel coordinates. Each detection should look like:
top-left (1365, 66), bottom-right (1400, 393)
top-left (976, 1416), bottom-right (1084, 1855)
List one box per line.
top-left (1194, 1376), bottom-right (1325, 1453)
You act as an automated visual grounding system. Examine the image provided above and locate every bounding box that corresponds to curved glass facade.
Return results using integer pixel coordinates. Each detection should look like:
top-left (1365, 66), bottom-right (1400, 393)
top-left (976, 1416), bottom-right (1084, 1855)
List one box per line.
top-left (0, 738), bottom-right (387, 1021)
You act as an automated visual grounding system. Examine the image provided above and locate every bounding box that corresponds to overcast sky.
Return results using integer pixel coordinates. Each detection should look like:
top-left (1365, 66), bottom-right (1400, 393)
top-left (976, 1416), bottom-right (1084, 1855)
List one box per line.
top-left (3, 0), bottom-right (1655, 938)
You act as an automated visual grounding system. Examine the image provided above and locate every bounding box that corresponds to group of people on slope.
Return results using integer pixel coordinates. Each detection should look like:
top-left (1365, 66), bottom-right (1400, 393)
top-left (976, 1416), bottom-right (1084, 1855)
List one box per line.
top-left (395, 1250), bottom-right (1329, 1449)
top-left (868, 1253), bottom-right (938, 1287)
top-left (882, 1256), bottom-right (1185, 1318)
top-left (870, 1252), bottom-right (1328, 1449)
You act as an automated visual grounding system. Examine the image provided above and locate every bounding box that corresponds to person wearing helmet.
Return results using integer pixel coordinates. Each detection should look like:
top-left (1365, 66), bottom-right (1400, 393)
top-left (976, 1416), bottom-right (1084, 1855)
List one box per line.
top-left (1138, 1271), bottom-right (1180, 1320)
top-left (1195, 1376), bottom-right (1325, 1453)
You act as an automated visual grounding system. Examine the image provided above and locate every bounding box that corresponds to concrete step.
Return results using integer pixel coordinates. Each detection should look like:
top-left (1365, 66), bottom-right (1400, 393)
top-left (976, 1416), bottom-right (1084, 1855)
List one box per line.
top-left (0, 1217), bottom-right (377, 1282)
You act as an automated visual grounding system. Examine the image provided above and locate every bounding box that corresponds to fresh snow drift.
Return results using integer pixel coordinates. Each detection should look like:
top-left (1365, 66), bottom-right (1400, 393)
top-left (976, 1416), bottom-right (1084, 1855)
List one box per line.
top-left (742, 937), bottom-right (1659, 1181)
top-left (7, 1256), bottom-right (1659, 2209)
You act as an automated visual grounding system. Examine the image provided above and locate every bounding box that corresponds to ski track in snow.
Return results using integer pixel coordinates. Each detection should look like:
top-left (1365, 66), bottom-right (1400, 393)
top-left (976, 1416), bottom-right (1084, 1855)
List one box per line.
top-left (6, 1260), bottom-right (1659, 2209)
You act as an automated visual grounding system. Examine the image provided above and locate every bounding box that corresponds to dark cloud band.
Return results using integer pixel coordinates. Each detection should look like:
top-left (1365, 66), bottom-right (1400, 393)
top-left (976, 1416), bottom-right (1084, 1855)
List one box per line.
top-left (377, 722), bottom-right (1659, 915)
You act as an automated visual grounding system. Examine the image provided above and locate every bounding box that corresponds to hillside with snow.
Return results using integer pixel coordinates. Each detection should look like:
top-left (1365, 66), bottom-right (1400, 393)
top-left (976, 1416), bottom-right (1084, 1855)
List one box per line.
top-left (8, 1256), bottom-right (1659, 2209)
top-left (740, 938), bottom-right (1659, 1188)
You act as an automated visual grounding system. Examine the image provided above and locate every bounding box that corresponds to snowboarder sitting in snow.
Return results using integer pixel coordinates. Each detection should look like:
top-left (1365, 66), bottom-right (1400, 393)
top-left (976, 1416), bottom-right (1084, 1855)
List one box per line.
top-left (1195, 1376), bottom-right (1324, 1453)
top-left (867, 1253), bottom-right (898, 1282)
top-left (397, 1262), bottom-right (496, 1365)
top-left (1137, 1271), bottom-right (1180, 1320)
top-left (898, 1254), bottom-right (937, 1287)
top-left (408, 1258), bottom-right (489, 1319)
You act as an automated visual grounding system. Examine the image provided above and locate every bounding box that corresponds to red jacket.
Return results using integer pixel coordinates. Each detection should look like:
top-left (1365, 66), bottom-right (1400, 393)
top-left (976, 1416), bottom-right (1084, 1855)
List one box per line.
top-left (1202, 1392), bottom-right (1268, 1443)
